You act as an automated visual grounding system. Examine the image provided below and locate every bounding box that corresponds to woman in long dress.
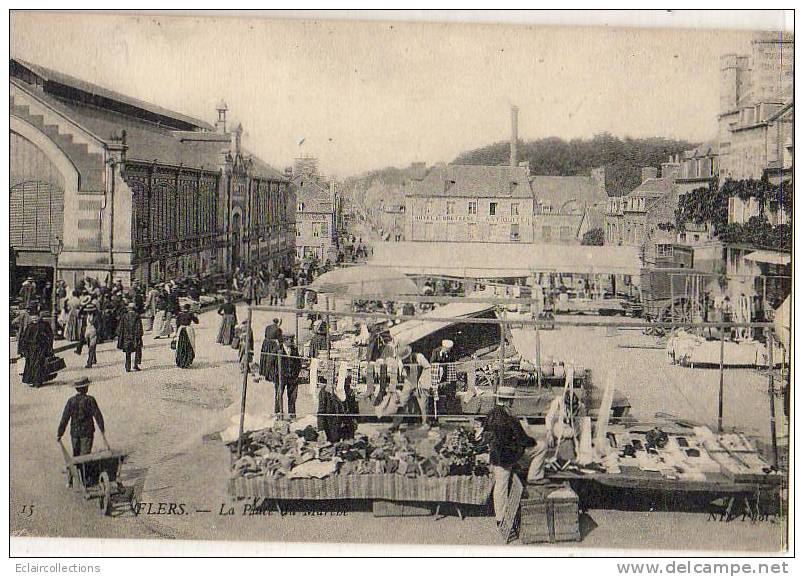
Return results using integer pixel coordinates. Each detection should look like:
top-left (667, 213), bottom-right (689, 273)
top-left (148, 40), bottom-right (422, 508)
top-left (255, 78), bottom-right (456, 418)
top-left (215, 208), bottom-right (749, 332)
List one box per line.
top-left (216, 296), bottom-right (237, 345)
top-left (175, 304), bottom-right (199, 368)
top-left (20, 312), bottom-right (56, 387)
top-left (64, 291), bottom-right (82, 341)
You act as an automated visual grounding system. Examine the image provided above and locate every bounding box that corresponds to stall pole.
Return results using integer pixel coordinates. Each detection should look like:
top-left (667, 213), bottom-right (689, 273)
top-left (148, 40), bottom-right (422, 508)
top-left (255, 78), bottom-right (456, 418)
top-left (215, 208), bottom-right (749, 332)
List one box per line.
top-left (767, 331), bottom-right (779, 469)
top-left (325, 295), bottom-right (331, 352)
top-left (718, 330), bottom-right (725, 433)
top-left (496, 309), bottom-right (506, 393)
top-left (670, 276), bottom-right (675, 332)
top-left (236, 305), bottom-right (253, 458)
top-left (277, 347), bottom-right (284, 417)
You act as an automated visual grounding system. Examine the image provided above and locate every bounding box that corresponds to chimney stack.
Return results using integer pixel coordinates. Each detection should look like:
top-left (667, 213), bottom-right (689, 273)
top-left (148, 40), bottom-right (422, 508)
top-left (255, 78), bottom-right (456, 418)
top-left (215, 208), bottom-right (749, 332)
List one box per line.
top-left (215, 100), bottom-right (228, 134)
top-left (510, 105), bottom-right (519, 168)
top-left (232, 123), bottom-right (243, 154)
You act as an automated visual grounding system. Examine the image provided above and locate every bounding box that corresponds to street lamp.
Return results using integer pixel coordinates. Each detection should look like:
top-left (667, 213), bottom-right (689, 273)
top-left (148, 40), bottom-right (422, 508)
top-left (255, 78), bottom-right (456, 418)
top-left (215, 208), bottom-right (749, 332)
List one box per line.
top-left (50, 236), bottom-right (63, 334)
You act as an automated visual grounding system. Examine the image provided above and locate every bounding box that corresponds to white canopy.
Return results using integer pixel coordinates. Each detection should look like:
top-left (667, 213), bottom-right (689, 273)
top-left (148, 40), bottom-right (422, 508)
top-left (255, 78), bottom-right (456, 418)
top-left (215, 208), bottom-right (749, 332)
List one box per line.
top-left (370, 241), bottom-right (641, 277)
top-left (389, 301), bottom-right (495, 350)
top-left (744, 250), bottom-right (791, 266)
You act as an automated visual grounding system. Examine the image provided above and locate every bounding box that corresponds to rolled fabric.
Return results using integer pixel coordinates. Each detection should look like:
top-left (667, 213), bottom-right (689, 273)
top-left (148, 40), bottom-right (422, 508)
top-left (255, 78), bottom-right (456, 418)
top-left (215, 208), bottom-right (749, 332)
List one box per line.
top-left (309, 358), bottom-right (319, 399)
top-left (335, 361), bottom-right (349, 402)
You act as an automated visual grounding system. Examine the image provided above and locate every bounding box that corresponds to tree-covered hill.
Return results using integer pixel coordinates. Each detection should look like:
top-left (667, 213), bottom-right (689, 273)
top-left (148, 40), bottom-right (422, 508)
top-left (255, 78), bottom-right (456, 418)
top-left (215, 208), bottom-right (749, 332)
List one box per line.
top-left (454, 133), bottom-right (694, 196)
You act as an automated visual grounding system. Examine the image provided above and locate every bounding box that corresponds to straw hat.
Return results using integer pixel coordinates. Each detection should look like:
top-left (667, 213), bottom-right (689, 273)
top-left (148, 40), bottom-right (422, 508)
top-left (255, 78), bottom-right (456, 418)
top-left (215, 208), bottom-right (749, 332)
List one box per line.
top-left (441, 339), bottom-right (454, 350)
top-left (74, 377), bottom-right (91, 390)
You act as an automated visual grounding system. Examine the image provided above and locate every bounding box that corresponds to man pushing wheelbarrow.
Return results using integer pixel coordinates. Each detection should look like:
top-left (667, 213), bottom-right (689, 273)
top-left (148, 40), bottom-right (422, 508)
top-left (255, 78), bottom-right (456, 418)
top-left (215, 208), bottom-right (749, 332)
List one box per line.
top-left (57, 377), bottom-right (107, 456)
top-left (56, 377), bottom-right (130, 515)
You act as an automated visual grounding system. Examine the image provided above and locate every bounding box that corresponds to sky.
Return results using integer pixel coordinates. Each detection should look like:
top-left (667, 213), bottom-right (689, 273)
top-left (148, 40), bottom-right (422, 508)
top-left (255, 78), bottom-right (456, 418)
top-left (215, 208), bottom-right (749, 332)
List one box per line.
top-left (10, 12), bottom-right (772, 179)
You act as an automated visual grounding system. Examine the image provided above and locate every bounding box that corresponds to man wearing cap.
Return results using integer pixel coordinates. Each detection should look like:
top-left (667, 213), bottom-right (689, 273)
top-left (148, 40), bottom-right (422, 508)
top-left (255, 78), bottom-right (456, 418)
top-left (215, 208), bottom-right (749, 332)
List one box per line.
top-left (117, 301), bottom-right (144, 372)
top-left (483, 386), bottom-right (537, 526)
top-left (57, 378), bottom-right (106, 457)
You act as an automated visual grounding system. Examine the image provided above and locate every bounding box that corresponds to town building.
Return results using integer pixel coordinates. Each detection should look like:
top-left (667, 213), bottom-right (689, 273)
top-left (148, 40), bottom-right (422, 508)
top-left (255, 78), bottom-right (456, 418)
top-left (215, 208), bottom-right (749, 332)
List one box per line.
top-left (404, 163), bottom-right (535, 243)
top-left (531, 169), bottom-right (608, 243)
top-left (9, 58), bottom-right (294, 288)
top-left (604, 164), bottom-right (679, 253)
top-left (713, 33), bottom-right (794, 306)
top-left (718, 32), bottom-right (793, 184)
top-left (674, 141), bottom-right (719, 196)
top-left (378, 202), bottom-right (406, 242)
top-left (404, 106), bottom-right (608, 246)
top-left (289, 157), bottom-right (338, 261)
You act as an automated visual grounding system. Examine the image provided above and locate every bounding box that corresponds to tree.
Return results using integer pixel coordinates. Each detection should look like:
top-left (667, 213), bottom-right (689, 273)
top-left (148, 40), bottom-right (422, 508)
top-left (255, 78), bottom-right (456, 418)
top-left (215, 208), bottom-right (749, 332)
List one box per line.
top-left (581, 227), bottom-right (605, 246)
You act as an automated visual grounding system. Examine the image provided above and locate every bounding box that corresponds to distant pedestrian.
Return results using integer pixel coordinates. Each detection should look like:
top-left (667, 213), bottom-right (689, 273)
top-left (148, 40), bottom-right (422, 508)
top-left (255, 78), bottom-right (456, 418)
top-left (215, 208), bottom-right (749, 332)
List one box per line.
top-left (57, 377), bottom-right (106, 457)
top-left (174, 304), bottom-right (199, 369)
top-left (19, 276), bottom-right (37, 309)
top-left (238, 319), bottom-right (254, 374)
top-left (64, 290), bottom-right (82, 341)
top-left (118, 302), bottom-right (143, 372)
top-left (83, 305), bottom-right (99, 368)
top-left (216, 295), bottom-right (238, 345)
top-left (19, 310), bottom-right (56, 387)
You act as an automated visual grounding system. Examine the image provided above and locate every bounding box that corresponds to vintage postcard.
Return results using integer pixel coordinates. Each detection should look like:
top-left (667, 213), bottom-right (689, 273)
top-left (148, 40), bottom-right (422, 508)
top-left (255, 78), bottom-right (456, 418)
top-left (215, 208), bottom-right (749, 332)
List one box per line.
top-left (7, 10), bottom-right (793, 558)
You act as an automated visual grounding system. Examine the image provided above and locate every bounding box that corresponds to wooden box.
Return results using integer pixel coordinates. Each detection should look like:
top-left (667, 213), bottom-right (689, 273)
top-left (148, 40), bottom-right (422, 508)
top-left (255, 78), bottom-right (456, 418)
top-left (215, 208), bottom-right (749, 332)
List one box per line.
top-left (519, 484), bottom-right (580, 544)
top-left (519, 499), bottom-right (551, 544)
top-left (548, 490), bottom-right (581, 542)
top-left (372, 500), bottom-right (433, 517)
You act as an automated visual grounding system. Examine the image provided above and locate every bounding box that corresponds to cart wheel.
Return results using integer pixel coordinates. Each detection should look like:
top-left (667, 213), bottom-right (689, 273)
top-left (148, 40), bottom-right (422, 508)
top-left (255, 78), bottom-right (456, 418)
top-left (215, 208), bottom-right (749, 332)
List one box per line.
top-left (98, 472), bottom-right (112, 516)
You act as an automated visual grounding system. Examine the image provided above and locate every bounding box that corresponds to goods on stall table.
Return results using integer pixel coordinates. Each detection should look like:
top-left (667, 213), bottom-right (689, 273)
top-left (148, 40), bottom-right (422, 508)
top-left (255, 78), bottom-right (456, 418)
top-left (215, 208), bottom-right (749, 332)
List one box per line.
top-left (556, 424), bottom-right (778, 486)
top-left (230, 419), bottom-right (491, 484)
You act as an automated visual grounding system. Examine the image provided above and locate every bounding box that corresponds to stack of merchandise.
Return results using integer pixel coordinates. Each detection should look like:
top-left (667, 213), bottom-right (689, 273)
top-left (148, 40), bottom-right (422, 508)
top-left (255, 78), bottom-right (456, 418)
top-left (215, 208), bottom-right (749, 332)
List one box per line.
top-left (229, 420), bottom-right (491, 482)
top-left (597, 426), bottom-right (778, 483)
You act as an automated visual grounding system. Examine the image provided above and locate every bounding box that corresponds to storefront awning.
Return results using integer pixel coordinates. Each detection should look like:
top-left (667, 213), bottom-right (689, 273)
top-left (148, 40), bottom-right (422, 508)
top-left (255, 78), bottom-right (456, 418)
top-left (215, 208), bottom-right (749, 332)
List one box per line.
top-left (744, 250), bottom-right (791, 266)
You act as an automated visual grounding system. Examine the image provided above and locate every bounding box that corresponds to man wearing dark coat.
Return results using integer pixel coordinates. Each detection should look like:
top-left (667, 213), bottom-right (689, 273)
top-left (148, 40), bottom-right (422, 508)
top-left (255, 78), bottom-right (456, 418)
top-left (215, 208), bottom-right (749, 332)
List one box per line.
top-left (117, 302), bottom-right (143, 372)
top-left (57, 377), bottom-right (106, 457)
top-left (19, 311), bottom-right (56, 387)
top-left (277, 336), bottom-right (302, 416)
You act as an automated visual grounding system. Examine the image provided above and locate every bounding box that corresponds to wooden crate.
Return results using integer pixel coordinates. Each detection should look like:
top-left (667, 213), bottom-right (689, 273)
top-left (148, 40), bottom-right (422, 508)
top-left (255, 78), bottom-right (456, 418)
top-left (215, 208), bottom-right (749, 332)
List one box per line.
top-left (372, 500), bottom-right (433, 517)
top-left (548, 492), bottom-right (581, 542)
top-left (519, 499), bottom-right (551, 544)
top-left (519, 484), bottom-right (580, 544)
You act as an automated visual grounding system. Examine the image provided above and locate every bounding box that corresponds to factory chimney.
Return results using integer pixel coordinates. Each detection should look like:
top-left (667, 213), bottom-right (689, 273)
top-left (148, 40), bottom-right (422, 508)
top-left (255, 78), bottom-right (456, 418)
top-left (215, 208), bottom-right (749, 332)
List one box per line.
top-left (510, 105), bottom-right (519, 168)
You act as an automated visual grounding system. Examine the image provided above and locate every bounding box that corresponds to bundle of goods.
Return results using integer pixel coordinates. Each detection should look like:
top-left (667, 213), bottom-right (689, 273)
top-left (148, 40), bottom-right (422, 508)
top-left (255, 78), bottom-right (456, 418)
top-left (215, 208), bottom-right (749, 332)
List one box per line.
top-left (229, 420), bottom-right (491, 482)
top-left (666, 330), bottom-right (785, 368)
top-left (585, 425), bottom-right (781, 484)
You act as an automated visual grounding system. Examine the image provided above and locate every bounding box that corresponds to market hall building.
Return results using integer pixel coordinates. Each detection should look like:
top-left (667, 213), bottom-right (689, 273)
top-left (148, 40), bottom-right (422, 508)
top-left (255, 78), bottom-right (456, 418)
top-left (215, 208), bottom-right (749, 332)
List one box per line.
top-left (10, 58), bottom-right (295, 290)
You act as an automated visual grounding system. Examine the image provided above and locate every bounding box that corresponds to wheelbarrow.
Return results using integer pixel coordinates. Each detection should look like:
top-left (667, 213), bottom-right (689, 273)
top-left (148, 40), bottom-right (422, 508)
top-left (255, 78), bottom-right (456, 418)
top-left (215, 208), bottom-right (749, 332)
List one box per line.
top-left (58, 433), bottom-right (131, 516)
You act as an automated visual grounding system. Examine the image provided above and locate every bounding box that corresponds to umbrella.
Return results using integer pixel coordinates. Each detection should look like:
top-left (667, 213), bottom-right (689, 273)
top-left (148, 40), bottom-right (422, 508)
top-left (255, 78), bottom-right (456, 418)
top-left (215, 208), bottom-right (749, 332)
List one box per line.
top-left (310, 266), bottom-right (419, 298)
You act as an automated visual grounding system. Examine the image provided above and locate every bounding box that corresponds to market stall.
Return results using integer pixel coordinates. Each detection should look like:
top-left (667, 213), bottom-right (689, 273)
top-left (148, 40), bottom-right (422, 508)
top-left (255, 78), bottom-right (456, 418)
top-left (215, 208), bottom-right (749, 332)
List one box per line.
top-left (227, 419), bottom-right (493, 510)
top-left (550, 426), bottom-right (783, 518)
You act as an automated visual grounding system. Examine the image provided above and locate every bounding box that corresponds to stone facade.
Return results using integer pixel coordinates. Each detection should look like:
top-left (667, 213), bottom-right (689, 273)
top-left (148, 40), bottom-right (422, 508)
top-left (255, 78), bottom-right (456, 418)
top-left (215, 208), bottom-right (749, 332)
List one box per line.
top-left (9, 58), bottom-right (294, 287)
top-left (405, 164), bottom-right (534, 243)
top-left (291, 160), bottom-right (338, 261)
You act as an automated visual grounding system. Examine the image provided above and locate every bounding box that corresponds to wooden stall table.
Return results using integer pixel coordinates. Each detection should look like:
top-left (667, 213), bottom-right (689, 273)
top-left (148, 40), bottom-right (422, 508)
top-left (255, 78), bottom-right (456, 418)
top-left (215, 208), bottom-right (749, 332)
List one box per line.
top-left (548, 469), bottom-right (784, 522)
